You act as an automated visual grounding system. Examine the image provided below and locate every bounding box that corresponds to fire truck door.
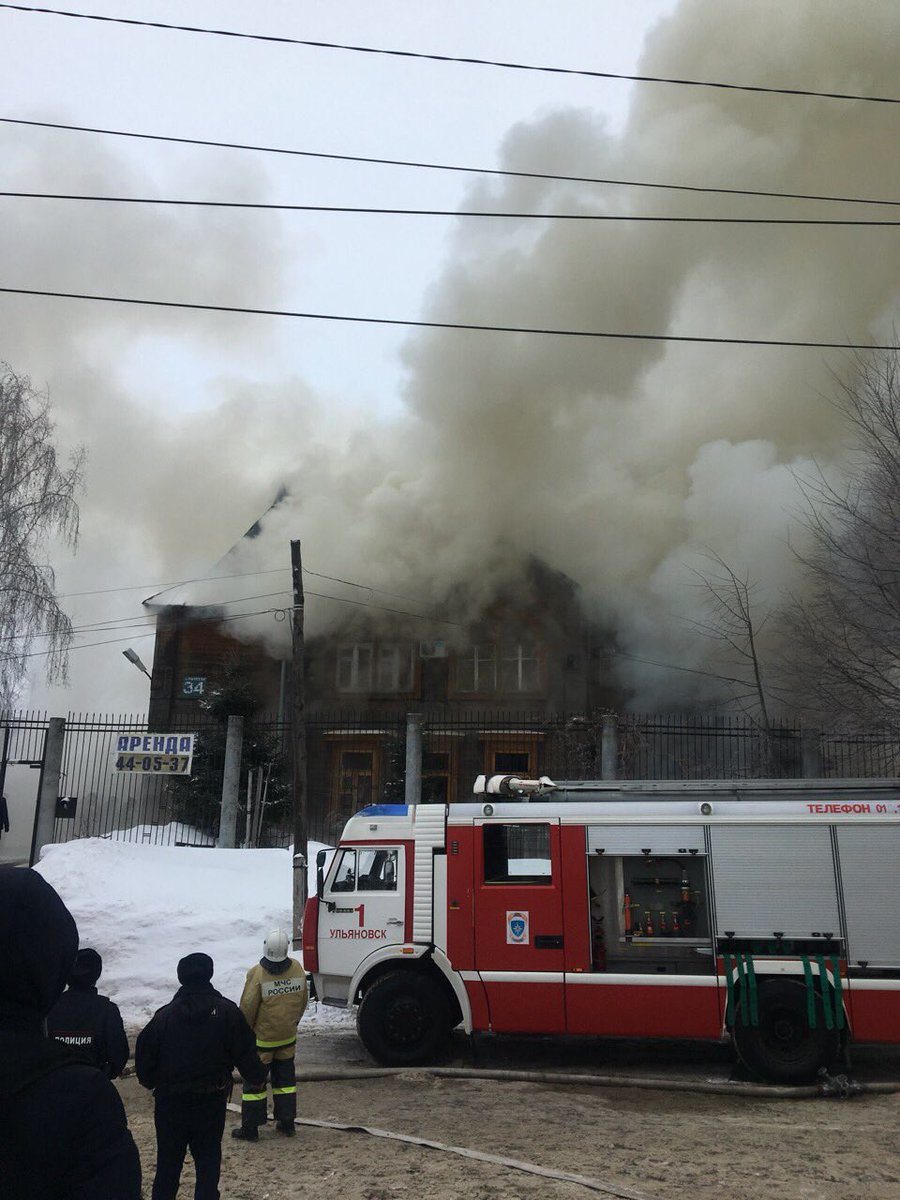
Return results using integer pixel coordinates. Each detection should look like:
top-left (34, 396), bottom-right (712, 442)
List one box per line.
top-left (472, 820), bottom-right (566, 1033)
top-left (318, 845), bottom-right (406, 988)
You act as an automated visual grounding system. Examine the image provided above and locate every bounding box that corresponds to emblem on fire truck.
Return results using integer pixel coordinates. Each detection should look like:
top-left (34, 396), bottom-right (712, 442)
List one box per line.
top-left (506, 911), bottom-right (529, 944)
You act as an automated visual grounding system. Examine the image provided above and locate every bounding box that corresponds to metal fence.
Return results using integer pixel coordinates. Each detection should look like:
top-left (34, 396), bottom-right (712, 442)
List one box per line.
top-left (4, 708), bottom-right (899, 854)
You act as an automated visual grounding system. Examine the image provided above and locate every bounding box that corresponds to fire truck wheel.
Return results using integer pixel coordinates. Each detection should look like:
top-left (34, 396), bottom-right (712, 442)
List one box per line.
top-left (732, 978), bottom-right (841, 1084)
top-left (357, 970), bottom-right (453, 1067)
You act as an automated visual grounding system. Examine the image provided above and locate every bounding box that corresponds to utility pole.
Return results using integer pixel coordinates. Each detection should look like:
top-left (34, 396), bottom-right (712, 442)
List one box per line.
top-left (290, 539), bottom-right (308, 948)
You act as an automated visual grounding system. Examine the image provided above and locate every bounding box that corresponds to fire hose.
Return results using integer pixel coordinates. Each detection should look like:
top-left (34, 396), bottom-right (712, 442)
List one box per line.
top-left (225, 1101), bottom-right (649, 1199)
top-left (222, 1064), bottom-right (899, 1199)
top-left (266, 1063), bottom-right (900, 1098)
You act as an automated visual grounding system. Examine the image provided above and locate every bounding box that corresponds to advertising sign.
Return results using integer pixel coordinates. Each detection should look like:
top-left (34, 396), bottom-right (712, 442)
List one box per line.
top-left (113, 733), bottom-right (195, 775)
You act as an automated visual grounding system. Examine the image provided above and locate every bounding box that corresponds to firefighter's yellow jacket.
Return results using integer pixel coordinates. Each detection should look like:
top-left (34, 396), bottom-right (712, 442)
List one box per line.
top-left (239, 958), bottom-right (308, 1048)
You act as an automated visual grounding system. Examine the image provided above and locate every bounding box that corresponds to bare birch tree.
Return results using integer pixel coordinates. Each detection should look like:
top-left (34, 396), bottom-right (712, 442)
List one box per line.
top-left (783, 350), bottom-right (900, 725)
top-left (0, 365), bottom-right (85, 710)
top-left (690, 551), bottom-right (776, 730)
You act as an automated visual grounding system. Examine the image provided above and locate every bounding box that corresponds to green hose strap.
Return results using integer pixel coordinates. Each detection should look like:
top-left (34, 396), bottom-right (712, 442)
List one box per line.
top-left (816, 956), bottom-right (835, 1031)
top-left (744, 953), bottom-right (759, 1027)
top-left (724, 955), bottom-right (735, 1028)
top-left (830, 957), bottom-right (845, 1031)
top-left (802, 956), bottom-right (817, 1029)
top-left (735, 953), bottom-right (749, 1026)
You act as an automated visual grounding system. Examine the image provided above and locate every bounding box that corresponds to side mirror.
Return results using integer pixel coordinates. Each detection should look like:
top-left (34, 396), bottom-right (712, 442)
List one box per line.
top-left (316, 848), bottom-right (328, 899)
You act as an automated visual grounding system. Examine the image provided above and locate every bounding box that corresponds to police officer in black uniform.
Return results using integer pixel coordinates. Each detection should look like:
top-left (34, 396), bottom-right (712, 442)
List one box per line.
top-left (47, 948), bottom-right (130, 1077)
top-left (136, 952), bottom-right (265, 1200)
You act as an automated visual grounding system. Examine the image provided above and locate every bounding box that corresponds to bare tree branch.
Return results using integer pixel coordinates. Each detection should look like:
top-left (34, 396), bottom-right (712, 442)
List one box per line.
top-left (0, 364), bottom-right (85, 710)
top-left (688, 550), bottom-right (775, 742)
top-left (783, 348), bottom-right (900, 725)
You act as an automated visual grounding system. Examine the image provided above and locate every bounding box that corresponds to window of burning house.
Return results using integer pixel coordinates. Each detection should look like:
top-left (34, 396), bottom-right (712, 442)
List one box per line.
top-left (336, 643), bottom-right (373, 692)
top-left (500, 640), bottom-right (539, 692)
top-left (336, 642), bottom-right (415, 693)
top-left (375, 642), bottom-right (415, 692)
top-left (421, 751), bottom-right (451, 803)
top-left (456, 643), bottom-right (497, 693)
top-left (457, 640), bottom-right (540, 693)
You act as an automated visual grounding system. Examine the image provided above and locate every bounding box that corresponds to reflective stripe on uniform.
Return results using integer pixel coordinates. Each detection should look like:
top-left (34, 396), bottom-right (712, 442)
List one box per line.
top-left (242, 1090), bottom-right (267, 1102)
top-left (255, 1036), bottom-right (297, 1050)
top-left (271, 1086), bottom-right (296, 1095)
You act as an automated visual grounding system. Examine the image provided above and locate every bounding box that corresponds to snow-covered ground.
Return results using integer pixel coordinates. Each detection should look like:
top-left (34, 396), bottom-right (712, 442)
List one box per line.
top-left (33, 835), bottom-right (351, 1029)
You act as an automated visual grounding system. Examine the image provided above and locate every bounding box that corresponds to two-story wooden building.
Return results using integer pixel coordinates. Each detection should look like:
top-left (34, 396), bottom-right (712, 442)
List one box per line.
top-left (145, 525), bottom-right (623, 837)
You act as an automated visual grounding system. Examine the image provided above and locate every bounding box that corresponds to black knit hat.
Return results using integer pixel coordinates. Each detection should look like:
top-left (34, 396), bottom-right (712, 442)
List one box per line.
top-left (177, 952), bottom-right (214, 984)
top-left (69, 947), bottom-right (102, 988)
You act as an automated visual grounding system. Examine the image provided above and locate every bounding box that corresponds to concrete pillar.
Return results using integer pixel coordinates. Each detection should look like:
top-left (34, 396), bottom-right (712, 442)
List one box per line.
top-left (601, 713), bottom-right (618, 781)
top-left (404, 713), bottom-right (423, 805)
top-left (801, 728), bottom-right (822, 778)
top-left (30, 717), bottom-right (65, 865)
top-left (218, 715), bottom-right (244, 848)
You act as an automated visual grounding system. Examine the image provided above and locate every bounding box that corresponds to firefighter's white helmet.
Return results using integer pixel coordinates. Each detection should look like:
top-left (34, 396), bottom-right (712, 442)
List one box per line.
top-left (264, 928), bottom-right (290, 962)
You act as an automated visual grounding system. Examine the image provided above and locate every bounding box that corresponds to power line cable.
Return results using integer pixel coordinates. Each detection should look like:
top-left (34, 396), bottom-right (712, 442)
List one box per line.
top-left (5, 190), bottom-right (900, 225)
top-left (3, 586), bottom-right (460, 661)
top-left (4, 117), bottom-right (898, 210)
top-left (2, 5), bottom-right (899, 106)
top-left (59, 566), bottom-right (429, 609)
top-left (0, 286), bottom-right (895, 350)
top-left (6, 581), bottom-right (455, 648)
top-left (57, 567), bottom-right (291, 598)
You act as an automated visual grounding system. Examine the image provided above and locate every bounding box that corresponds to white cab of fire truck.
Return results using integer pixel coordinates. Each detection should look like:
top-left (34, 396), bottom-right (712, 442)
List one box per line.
top-left (304, 801), bottom-right (463, 1067)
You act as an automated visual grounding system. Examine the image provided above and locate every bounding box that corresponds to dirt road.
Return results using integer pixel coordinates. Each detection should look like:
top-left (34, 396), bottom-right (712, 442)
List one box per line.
top-left (120, 1022), bottom-right (900, 1200)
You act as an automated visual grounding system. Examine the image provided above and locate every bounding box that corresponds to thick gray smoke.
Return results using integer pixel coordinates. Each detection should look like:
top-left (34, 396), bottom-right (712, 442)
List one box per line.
top-left (8, 0), bottom-right (900, 712)
top-left (220, 0), bottom-right (900, 706)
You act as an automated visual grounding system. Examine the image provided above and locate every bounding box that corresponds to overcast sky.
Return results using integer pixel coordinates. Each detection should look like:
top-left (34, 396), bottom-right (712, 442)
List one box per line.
top-left (3, 1), bottom-right (899, 717)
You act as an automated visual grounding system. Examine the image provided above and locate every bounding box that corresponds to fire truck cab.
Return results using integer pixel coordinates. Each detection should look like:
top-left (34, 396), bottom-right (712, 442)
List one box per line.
top-left (303, 776), bottom-right (900, 1083)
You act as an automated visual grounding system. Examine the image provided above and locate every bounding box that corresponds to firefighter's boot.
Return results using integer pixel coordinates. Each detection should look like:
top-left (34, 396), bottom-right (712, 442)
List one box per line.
top-left (231, 1126), bottom-right (259, 1142)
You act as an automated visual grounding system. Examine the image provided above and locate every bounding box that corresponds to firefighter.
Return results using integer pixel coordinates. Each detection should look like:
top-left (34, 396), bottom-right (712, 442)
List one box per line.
top-left (232, 928), bottom-right (308, 1141)
top-left (136, 952), bottom-right (265, 1200)
top-left (0, 866), bottom-right (141, 1199)
top-left (47, 947), bottom-right (130, 1078)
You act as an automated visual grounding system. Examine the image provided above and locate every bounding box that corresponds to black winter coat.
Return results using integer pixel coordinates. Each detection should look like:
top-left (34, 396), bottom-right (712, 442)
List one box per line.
top-left (0, 866), bottom-right (141, 1200)
top-left (47, 984), bottom-right (130, 1077)
top-left (0, 1021), bottom-right (142, 1200)
top-left (135, 982), bottom-right (264, 1099)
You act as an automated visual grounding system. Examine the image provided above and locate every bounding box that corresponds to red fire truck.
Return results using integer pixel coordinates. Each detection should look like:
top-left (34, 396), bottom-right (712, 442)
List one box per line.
top-left (303, 775), bottom-right (900, 1082)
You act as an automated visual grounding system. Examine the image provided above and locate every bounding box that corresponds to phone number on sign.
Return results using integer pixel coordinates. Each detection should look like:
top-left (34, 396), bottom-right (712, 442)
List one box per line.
top-left (114, 754), bottom-right (192, 774)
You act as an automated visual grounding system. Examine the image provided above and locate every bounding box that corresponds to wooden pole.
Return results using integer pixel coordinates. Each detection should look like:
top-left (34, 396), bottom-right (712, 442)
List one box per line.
top-left (290, 539), bottom-right (308, 947)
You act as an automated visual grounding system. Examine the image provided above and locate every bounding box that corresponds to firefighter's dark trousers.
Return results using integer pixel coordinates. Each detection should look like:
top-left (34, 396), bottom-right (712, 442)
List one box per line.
top-left (240, 1040), bottom-right (296, 1129)
top-left (152, 1091), bottom-right (227, 1200)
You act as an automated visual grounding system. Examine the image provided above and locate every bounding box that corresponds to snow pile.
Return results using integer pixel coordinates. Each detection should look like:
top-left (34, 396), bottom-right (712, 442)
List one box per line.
top-left (33, 838), bottom-right (348, 1029)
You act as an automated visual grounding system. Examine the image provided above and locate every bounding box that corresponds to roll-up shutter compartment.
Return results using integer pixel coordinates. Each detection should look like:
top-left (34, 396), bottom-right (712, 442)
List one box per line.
top-left (710, 824), bottom-right (839, 939)
top-left (837, 826), bottom-right (900, 967)
top-left (587, 825), bottom-right (705, 856)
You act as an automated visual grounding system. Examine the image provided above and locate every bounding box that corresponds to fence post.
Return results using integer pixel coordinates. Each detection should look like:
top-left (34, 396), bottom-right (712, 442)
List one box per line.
top-left (405, 713), bottom-right (423, 804)
top-left (601, 713), bottom-right (618, 781)
top-left (219, 715), bottom-right (244, 848)
top-left (801, 728), bottom-right (822, 778)
top-left (30, 717), bottom-right (65, 865)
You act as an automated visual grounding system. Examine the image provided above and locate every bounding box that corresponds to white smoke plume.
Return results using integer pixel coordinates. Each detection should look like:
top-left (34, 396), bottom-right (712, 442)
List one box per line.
top-left (7, 0), bottom-right (900, 712)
